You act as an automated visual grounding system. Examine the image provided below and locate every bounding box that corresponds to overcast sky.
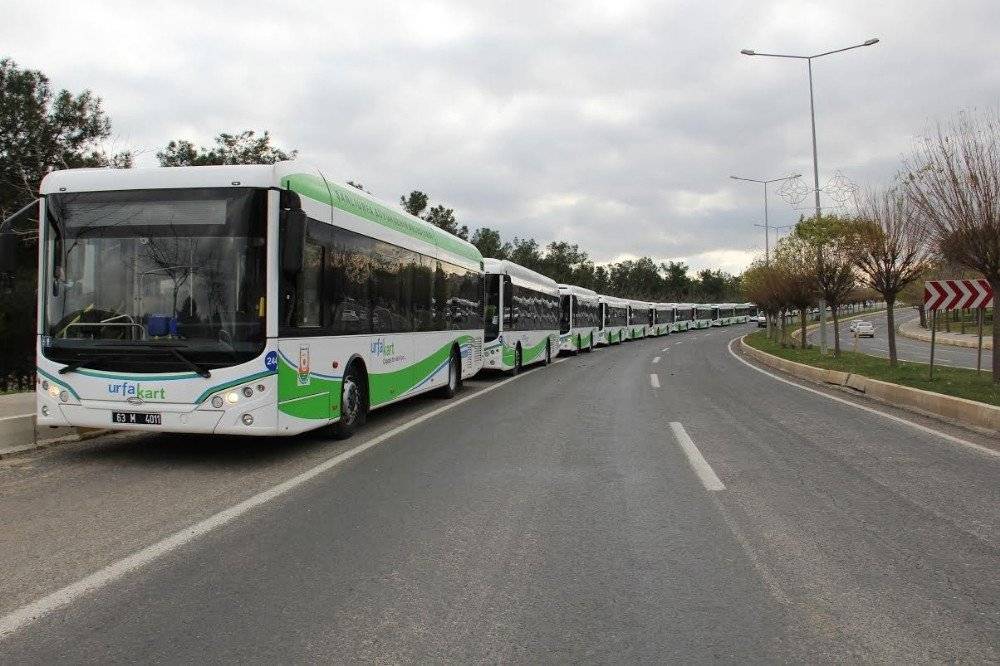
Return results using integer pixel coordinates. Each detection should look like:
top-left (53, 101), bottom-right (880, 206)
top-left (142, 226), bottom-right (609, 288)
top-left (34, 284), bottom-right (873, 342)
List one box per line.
top-left (4, 1), bottom-right (999, 273)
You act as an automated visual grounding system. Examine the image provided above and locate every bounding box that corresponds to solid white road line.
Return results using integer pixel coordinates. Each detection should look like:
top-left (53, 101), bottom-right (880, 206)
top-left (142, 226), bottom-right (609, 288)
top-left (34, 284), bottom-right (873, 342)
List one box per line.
top-left (675, 341), bottom-right (683, 345)
top-left (727, 336), bottom-right (1000, 460)
top-left (0, 413), bottom-right (34, 422)
top-left (652, 356), bottom-right (661, 364)
top-left (0, 364), bottom-right (544, 641)
top-left (661, 347), bottom-right (670, 352)
top-left (669, 422), bottom-right (725, 492)
top-left (650, 373), bottom-right (660, 388)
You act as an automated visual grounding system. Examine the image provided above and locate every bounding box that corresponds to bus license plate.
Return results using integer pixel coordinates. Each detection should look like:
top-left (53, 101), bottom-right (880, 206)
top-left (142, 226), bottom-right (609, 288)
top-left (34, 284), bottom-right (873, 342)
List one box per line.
top-left (112, 411), bottom-right (162, 425)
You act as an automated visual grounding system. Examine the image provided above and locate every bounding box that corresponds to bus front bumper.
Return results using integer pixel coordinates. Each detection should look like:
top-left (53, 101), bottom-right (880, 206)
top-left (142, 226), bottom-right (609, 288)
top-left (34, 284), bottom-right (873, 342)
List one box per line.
top-left (40, 398), bottom-right (280, 435)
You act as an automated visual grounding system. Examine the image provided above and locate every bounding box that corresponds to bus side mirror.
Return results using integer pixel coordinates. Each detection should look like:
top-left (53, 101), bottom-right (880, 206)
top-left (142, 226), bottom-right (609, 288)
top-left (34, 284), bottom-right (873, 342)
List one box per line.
top-left (280, 208), bottom-right (306, 274)
top-left (0, 231), bottom-right (17, 275)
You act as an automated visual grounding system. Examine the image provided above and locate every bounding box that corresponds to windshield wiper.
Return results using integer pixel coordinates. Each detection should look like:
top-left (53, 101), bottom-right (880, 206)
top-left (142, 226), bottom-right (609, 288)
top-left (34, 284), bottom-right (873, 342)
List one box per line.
top-left (58, 354), bottom-right (111, 375)
top-left (167, 348), bottom-right (211, 378)
top-left (76, 342), bottom-right (213, 378)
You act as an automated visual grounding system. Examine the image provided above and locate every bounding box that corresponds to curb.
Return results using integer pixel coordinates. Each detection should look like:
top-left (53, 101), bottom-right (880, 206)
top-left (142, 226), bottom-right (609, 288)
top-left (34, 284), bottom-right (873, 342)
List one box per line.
top-left (0, 427), bottom-right (111, 460)
top-left (739, 335), bottom-right (1000, 434)
top-left (898, 317), bottom-right (993, 350)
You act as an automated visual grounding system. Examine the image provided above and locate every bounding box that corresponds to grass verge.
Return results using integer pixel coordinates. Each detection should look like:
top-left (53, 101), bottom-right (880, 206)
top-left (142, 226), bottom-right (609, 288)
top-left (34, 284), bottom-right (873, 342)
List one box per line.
top-left (744, 330), bottom-right (1000, 407)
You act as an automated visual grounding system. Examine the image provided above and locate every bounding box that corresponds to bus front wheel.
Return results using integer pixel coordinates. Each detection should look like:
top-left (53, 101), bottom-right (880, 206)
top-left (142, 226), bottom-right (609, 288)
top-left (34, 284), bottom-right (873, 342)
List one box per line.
top-left (332, 363), bottom-right (367, 440)
top-left (509, 345), bottom-right (522, 376)
top-left (439, 347), bottom-right (462, 398)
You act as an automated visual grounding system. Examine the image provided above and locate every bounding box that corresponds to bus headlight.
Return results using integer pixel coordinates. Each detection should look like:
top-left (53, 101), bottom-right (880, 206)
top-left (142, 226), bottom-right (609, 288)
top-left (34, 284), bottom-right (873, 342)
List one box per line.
top-left (226, 391), bottom-right (239, 404)
top-left (242, 386), bottom-right (254, 398)
top-left (48, 385), bottom-right (60, 398)
top-left (211, 396), bottom-right (224, 409)
top-left (241, 414), bottom-right (254, 426)
top-left (59, 391), bottom-right (69, 403)
top-left (41, 405), bottom-right (49, 416)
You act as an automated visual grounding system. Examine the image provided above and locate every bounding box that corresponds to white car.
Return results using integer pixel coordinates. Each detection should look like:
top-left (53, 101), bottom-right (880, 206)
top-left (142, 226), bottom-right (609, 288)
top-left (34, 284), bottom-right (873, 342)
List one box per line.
top-left (852, 321), bottom-right (875, 338)
top-left (755, 314), bottom-right (767, 328)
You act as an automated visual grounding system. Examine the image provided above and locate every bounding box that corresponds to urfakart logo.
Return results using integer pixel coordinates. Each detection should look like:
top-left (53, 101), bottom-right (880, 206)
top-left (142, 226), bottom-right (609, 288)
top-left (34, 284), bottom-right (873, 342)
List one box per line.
top-left (370, 338), bottom-right (396, 357)
top-left (370, 338), bottom-right (405, 365)
top-left (107, 381), bottom-right (165, 400)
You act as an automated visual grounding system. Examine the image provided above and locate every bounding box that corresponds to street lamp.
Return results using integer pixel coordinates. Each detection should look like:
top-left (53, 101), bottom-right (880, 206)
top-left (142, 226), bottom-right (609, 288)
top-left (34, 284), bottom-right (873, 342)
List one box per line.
top-left (741, 38), bottom-right (879, 355)
top-left (730, 174), bottom-right (801, 264)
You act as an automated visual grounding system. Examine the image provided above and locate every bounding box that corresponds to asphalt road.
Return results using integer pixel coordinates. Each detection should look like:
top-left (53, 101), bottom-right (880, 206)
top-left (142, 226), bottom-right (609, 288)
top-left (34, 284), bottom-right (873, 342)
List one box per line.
top-left (1, 327), bottom-right (998, 662)
top-left (808, 309), bottom-right (994, 369)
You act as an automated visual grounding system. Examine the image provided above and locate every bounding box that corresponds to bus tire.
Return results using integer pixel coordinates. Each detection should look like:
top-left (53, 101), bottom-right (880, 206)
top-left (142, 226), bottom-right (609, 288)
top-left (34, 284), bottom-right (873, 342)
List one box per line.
top-left (543, 342), bottom-right (551, 365)
top-left (439, 346), bottom-right (462, 398)
top-left (331, 362), bottom-right (367, 440)
top-left (509, 344), bottom-right (521, 376)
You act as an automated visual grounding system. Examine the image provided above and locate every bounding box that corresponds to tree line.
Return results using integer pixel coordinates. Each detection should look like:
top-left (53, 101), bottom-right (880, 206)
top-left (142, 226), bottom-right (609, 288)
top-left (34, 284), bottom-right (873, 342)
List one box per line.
top-left (0, 57), bottom-right (738, 390)
top-left (742, 107), bottom-right (1000, 383)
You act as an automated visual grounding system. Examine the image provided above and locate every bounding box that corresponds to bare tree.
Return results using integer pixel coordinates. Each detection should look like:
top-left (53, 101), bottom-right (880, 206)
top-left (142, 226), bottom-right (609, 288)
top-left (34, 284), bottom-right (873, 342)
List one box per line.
top-left (904, 109), bottom-right (1000, 380)
top-left (774, 235), bottom-right (818, 349)
top-left (849, 187), bottom-right (933, 367)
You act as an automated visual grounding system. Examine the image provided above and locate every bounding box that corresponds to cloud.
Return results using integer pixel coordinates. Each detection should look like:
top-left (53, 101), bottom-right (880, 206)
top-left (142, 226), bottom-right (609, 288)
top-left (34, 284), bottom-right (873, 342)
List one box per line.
top-left (3, 0), bottom-right (999, 275)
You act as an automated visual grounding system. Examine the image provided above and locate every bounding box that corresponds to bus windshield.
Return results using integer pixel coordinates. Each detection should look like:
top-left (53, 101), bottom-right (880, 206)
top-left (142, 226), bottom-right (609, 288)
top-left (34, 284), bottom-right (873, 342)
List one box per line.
top-left (560, 295), bottom-right (572, 333)
top-left (42, 188), bottom-right (267, 374)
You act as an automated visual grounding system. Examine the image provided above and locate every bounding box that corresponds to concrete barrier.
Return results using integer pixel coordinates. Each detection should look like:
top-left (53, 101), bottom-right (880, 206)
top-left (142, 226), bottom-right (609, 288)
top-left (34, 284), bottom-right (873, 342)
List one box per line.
top-left (898, 317), bottom-right (993, 350)
top-left (740, 335), bottom-right (1000, 434)
top-left (0, 392), bottom-right (108, 458)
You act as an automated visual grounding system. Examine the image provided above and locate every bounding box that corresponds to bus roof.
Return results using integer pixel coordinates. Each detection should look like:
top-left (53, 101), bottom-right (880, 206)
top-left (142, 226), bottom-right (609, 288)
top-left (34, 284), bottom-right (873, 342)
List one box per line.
top-left (599, 295), bottom-right (629, 307)
top-left (558, 284), bottom-right (598, 297)
top-left (39, 163), bottom-right (483, 266)
top-left (483, 258), bottom-right (559, 295)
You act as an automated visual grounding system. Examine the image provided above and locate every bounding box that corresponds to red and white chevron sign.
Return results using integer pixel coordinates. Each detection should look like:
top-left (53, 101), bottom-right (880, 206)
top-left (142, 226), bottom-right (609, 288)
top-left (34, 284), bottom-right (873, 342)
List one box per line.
top-left (924, 279), bottom-right (993, 310)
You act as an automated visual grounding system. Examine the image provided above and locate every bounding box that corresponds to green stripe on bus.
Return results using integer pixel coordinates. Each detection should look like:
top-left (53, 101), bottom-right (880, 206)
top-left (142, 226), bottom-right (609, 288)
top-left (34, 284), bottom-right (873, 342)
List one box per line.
top-left (278, 336), bottom-right (472, 420)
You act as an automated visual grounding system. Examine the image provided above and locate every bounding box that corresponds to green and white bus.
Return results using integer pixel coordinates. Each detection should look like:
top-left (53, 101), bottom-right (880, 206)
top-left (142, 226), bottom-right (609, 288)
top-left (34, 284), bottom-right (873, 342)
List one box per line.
top-left (627, 300), bottom-right (652, 339)
top-left (558, 284), bottom-right (599, 353)
top-left (18, 163), bottom-right (484, 439)
top-left (735, 303), bottom-right (753, 323)
top-left (672, 303), bottom-right (693, 332)
top-left (651, 303), bottom-right (673, 337)
top-left (597, 295), bottom-right (628, 345)
top-left (717, 304), bottom-right (736, 325)
top-left (483, 258), bottom-right (559, 373)
top-left (692, 304), bottom-right (714, 329)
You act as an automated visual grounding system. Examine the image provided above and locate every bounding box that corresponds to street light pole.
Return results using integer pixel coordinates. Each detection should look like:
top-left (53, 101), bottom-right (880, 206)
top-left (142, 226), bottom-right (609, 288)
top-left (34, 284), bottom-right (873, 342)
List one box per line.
top-left (732, 173), bottom-right (799, 340)
top-left (730, 173), bottom-right (801, 264)
top-left (741, 37), bottom-right (879, 355)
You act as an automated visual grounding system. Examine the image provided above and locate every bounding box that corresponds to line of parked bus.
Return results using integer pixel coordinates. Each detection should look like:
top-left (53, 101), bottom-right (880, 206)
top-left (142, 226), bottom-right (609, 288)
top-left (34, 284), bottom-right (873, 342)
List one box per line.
top-left (11, 162), bottom-right (756, 440)
top-left (485, 262), bottom-right (755, 373)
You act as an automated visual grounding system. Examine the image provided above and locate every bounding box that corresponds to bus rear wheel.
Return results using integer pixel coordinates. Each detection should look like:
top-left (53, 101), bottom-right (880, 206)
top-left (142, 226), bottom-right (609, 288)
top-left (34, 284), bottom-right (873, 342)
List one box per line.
top-left (331, 364), bottom-right (367, 440)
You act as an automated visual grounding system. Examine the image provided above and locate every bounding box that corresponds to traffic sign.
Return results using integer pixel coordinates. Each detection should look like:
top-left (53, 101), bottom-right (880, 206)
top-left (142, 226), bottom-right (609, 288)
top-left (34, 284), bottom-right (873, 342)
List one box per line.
top-left (923, 279), bottom-right (993, 311)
